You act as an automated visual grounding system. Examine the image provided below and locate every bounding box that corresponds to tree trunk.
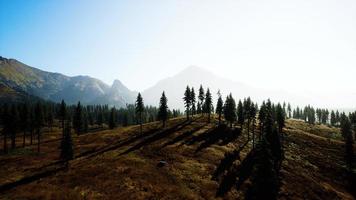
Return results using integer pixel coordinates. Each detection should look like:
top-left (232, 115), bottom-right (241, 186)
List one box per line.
top-left (186, 109), bottom-right (189, 121)
top-left (208, 113), bottom-right (210, 123)
top-left (218, 114), bottom-right (221, 125)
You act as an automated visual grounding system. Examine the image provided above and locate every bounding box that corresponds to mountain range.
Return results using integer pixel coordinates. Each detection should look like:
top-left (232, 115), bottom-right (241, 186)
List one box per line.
top-left (0, 56), bottom-right (136, 107)
top-left (1, 56), bottom-right (355, 110)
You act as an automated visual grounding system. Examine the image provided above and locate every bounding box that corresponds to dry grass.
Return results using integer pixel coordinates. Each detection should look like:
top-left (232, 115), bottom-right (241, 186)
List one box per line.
top-left (0, 117), bottom-right (354, 200)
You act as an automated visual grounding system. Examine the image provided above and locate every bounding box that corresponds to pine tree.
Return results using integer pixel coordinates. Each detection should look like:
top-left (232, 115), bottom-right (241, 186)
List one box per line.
top-left (237, 100), bottom-right (244, 130)
top-left (34, 102), bottom-right (44, 153)
top-left (190, 87), bottom-right (196, 117)
top-left (158, 91), bottom-right (169, 127)
top-left (287, 103), bottom-right (292, 119)
top-left (183, 86), bottom-right (191, 120)
top-left (109, 107), bottom-right (117, 129)
top-left (204, 88), bottom-right (213, 122)
top-left (341, 118), bottom-right (354, 171)
top-left (223, 94), bottom-right (236, 128)
top-left (2, 104), bottom-right (10, 153)
top-left (215, 90), bottom-right (223, 125)
top-left (135, 93), bottom-right (145, 134)
top-left (197, 102), bottom-right (202, 114)
top-left (10, 104), bottom-right (19, 149)
top-left (198, 84), bottom-right (205, 114)
top-left (59, 100), bottom-right (67, 129)
top-left (47, 108), bottom-right (54, 132)
top-left (330, 110), bottom-right (336, 126)
top-left (60, 121), bottom-right (73, 168)
top-left (73, 101), bottom-right (83, 135)
top-left (20, 103), bottom-right (29, 147)
top-left (244, 97), bottom-right (252, 141)
top-left (276, 103), bottom-right (285, 133)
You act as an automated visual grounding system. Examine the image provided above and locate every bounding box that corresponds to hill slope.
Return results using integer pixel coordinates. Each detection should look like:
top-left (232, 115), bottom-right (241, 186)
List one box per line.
top-left (0, 117), bottom-right (354, 199)
top-left (0, 56), bottom-right (136, 106)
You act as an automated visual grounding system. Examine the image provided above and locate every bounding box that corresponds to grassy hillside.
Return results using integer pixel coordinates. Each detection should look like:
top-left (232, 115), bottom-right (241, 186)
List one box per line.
top-left (0, 117), bottom-right (355, 199)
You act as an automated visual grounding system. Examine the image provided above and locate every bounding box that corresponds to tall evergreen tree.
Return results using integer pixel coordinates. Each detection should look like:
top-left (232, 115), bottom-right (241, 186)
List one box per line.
top-left (34, 102), bottom-right (44, 153)
top-left (109, 107), bottom-right (117, 129)
top-left (330, 110), bottom-right (336, 126)
top-left (183, 86), bottom-right (191, 120)
top-left (20, 103), bottom-right (29, 147)
top-left (287, 103), bottom-right (292, 119)
top-left (158, 91), bottom-right (169, 127)
top-left (60, 121), bottom-right (73, 168)
top-left (59, 100), bottom-right (67, 130)
top-left (215, 90), bottom-right (223, 125)
top-left (190, 87), bottom-right (196, 117)
top-left (237, 100), bottom-right (244, 130)
top-left (204, 88), bottom-right (213, 122)
top-left (341, 118), bottom-right (354, 171)
top-left (135, 93), bottom-right (145, 134)
top-left (2, 104), bottom-right (10, 153)
top-left (276, 103), bottom-right (285, 133)
top-left (198, 84), bottom-right (205, 114)
top-left (73, 101), bottom-right (83, 135)
top-left (10, 105), bottom-right (19, 149)
top-left (223, 94), bottom-right (236, 128)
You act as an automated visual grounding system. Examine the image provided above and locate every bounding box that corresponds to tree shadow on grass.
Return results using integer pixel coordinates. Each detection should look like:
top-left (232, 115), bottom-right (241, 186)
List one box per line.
top-left (193, 125), bottom-right (241, 153)
top-left (120, 120), bottom-right (193, 155)
top-left (160, 124), bottom-right (207, 148)
top-left (212, 141), bottom-right (248, 181)
top-left (215, 149), bottom-right (256, 197)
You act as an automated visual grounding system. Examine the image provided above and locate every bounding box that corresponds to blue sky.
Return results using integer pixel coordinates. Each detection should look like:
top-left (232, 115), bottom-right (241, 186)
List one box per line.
top-left (1, 0), bottom-right (356, 99)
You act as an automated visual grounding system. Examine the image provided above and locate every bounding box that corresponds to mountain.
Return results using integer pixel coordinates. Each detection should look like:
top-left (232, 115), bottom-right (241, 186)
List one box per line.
top-left (142, 66), bottom-right (312, 110)
top-left (0, 56), bottom-right (136, 106)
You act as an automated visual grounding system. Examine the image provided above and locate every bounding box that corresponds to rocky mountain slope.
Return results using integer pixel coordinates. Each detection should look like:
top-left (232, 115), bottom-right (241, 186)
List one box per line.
top-left (0, 56), bottom-right (136, 106)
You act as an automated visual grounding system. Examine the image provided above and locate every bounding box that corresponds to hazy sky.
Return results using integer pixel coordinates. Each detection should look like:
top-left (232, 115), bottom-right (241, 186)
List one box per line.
top-left (1, 0), bottom-right (356, 96)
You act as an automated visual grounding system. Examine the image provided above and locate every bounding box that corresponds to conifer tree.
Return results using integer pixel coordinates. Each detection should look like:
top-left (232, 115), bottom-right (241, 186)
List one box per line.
top-left (2, 104), bottom-right (10, 153)
top-left (109, 107), bottom-right (117, 129)
top-left (237, 100), bottom-right (244, 130)
top-left (47, 109), bottom-right (54, 131)
top-left (10, 104), bottom-right (19, 149)
top-left (198, 84), bottom-right (205, 114)
top-left (287, 103), bottom-right (292, 119)
top-left (204, 88), bottom-right (213, 122)
top-left (183, 86), bottom-right (191, 120)
top-left (83, 111), bottom-right (89, 133)
top-left (244, 97), bottom-right (252, 141)
top-left (276, 103), bottom-right (285, 133)
top-left (135, 93), bottom-right (145, 134)
top-left (215, 90), bottom-right (223, 125)
top-left (60, 121), bottom-right (73, 168)
top-left (73, 101), bottom-right (83, 135)
top-left (158, 91), bottom-right (168, 127)
top-left (34, 102), bottom-right (44, 153)
top-left (197, 102), bottom-right (202, 114)
top-left (190, 87), bottom-right (196, 117)
top-left (341, 118), bottom-right (354, 171)
top-left (20, 103), bottom-right (29, 147)
top-left (59, 100), bottom-right (67, 130)
top-left (223, 94), bottom-right (236, 128)
top-left (330, 110), bottom-right (336, 126)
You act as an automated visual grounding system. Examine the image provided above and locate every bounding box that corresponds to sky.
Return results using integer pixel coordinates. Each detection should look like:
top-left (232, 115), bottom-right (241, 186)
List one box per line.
top-left (1, 0), bottom-right (356, 98)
